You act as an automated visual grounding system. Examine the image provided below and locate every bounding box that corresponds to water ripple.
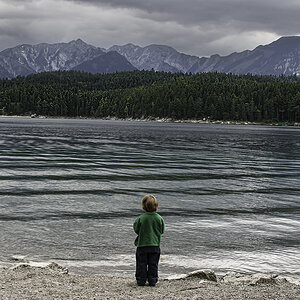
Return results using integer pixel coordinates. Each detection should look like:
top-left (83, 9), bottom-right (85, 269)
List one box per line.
top-left (0, 118), bottom-right (300, 277)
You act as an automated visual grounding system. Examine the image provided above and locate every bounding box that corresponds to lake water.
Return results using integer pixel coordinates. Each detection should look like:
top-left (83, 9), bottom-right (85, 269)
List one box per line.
top-left (0, 117), bottom-right (299, 278)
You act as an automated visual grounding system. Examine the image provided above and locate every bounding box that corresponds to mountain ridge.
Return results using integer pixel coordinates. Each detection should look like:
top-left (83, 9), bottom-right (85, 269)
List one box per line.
top-left (188, 36), bottom-right (300, 75)
top-left (0, 39), bottom-right (135, 78)
top-left (109, 36), bottom-right (300, 76)
top-left (108, 43), bottom-right (200, 72)
top-left (0, 36), bottom-right (299, 78)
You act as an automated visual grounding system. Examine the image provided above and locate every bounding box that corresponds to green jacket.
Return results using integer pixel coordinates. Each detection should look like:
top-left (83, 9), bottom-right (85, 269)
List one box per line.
top-left (133, 212), bottom-right (165, 247)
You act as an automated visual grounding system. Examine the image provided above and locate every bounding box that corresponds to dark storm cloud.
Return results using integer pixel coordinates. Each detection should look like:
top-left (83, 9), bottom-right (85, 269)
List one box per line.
top-left (0, 0), bottom-right (299, 56)
top-left (61, 0), bottom-right (300, 55)
top-left (69, 0), bottom-right (300, 34)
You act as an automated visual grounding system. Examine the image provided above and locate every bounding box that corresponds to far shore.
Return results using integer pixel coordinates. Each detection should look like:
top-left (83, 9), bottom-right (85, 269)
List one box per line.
top-left (1, 114), bottom-right (299, 127)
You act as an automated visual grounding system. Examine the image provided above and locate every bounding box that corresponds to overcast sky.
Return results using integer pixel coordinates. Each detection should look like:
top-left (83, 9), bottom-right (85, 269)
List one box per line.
top-left (0, 0), bottom-right (299, 57)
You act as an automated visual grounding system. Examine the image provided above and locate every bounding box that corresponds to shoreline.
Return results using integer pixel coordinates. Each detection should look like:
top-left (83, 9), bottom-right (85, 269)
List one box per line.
top-left (3, 255), bottom-right (300, 280)
top-left (1, 263), bottom-right (299, 299)
top-left (0, 114), bottom-right (299, 127)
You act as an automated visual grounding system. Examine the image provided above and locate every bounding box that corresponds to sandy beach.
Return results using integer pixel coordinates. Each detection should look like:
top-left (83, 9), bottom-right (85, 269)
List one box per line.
top-left (0, 263), bottom-right (299, 300)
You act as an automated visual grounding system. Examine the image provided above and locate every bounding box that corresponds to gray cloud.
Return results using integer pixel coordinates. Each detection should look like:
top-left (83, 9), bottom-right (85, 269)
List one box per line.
top-left (0, 0), bottom-right (299, 56)
top-left (69, 0), bottom-right (300, 31)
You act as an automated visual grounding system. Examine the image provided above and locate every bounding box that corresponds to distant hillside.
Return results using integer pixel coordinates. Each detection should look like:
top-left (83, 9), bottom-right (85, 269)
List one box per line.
top-left (72, 51), bottom-right (136, 74)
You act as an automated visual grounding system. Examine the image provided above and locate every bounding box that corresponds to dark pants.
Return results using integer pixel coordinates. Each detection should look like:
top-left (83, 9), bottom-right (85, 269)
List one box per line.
top-left (135, 246), bottom-right (160, 286)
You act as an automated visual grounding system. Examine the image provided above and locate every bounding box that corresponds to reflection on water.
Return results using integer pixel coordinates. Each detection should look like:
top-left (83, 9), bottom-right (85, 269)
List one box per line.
top-left (0, 117), bottom-right (299, 277)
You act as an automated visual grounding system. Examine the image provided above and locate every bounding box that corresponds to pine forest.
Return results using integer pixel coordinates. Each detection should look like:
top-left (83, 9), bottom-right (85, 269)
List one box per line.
top-left (0, 70), bottom-right (300, 123)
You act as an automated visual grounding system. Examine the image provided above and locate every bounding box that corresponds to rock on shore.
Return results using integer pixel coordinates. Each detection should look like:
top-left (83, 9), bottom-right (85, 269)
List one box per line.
top-left (0, 263), bottom-right (299, 299)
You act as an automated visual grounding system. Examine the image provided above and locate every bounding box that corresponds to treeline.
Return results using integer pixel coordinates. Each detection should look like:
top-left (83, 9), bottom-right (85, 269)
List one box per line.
top-left (0, 70), bottom-right (300, 123)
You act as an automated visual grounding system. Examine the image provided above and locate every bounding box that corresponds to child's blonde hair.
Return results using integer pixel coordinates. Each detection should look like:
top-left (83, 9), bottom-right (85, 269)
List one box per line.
top-left (142, 195), bottom-right (158, 212)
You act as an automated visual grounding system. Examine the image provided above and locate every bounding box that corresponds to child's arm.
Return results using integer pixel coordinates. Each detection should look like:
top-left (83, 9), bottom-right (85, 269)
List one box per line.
top-left (161, 218), bottom-right (165, 234)
top-left (133, 217), bottom-right (141, 234)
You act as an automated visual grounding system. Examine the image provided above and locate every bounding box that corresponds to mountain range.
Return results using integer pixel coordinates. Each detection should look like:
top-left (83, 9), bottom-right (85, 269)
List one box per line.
top-left (0, 36), bottom-right (299, 79)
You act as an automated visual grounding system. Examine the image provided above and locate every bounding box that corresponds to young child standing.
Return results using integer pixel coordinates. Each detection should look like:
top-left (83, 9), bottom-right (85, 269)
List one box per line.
top-left (133, 195), bottom-right (165, 287)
